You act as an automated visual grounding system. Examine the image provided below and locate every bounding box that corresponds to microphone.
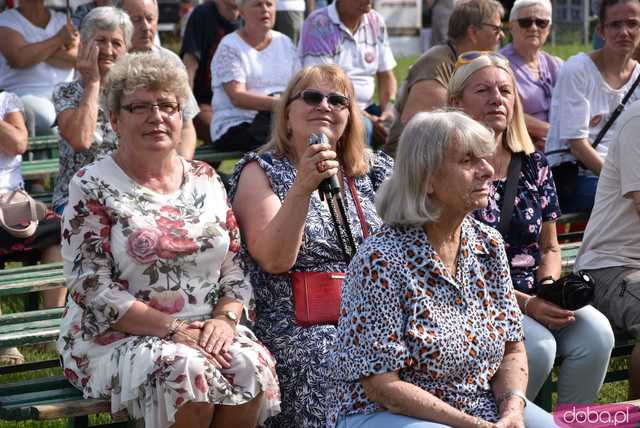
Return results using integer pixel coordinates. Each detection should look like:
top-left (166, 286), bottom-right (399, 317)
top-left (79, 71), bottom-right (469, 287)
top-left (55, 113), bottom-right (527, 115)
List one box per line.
top-left (308, 132), bottom-right (340, 196)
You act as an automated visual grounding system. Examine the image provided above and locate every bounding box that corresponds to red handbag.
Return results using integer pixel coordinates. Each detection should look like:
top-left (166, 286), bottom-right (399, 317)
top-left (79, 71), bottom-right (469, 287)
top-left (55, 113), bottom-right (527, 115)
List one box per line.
top-left (291, 177), bottom-right (369, 327)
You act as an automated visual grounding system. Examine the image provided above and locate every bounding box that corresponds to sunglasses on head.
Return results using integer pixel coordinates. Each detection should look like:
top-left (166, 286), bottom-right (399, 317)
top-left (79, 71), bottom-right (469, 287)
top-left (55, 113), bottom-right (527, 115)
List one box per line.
top-left (517, 18), bottom-right (550, 29)
top-left (289, 89), bottom-right (350, 110)
top-left (454, 51), bottom-right (509, 70)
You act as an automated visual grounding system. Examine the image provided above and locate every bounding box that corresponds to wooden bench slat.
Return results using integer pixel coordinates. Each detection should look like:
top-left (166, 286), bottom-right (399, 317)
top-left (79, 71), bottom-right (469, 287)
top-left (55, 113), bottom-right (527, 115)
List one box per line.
top-left (0, 375), bottom-right (68, 396)
top-left (0, 262), bottom-right (63, 277)
top-left (0, 387), bottom-right (81, 407)
top-left (34, 398), bottom-right (112, 420)
top-left (0, 325), bottom-right (60, 347)
top-left (0, 307), bottom-right (64, 326)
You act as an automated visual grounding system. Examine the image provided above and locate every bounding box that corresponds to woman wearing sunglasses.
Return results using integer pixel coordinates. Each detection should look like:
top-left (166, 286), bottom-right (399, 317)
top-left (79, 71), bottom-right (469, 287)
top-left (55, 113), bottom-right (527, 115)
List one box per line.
top-left (209, 0), bottom-right (299, 153)
top-left (229, 64), bottom-right (394, 428)
top-left (546, 0), bottom-right (640, 213)
top-left (500, 0), bottom-right (561, 151)
top-left (449, 52), bottom-right (614, 406)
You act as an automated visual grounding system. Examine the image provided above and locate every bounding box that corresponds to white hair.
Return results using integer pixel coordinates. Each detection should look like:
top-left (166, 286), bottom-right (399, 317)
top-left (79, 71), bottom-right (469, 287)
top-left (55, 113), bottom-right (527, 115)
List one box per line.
top-left (80, 6), bottom-right (133, 48)
top-left (509, 0), bottom-right (552, 21)
top-left (375, 110), bottom-right (496, 226)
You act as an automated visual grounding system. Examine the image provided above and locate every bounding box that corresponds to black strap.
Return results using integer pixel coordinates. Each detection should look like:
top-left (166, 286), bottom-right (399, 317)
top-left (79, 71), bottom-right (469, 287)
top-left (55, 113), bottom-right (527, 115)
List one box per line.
top-left (547, 68), bottom-right (640, 156)
top-left (498, 152), bottom-right (522, 235)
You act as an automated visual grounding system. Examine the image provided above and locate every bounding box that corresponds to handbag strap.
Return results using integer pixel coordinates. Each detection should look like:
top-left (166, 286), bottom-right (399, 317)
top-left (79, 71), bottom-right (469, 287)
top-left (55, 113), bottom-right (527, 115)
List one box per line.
top-left (346, 176), bottom-right (369, 239)
top-left (498, 152), bottom-right (522, 236)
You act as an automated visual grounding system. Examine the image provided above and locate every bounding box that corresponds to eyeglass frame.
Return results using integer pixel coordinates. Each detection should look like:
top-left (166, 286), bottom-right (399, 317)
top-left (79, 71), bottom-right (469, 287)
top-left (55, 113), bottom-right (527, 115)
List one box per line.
top-left (516, 17), bottom-right (551, 29)
top-left (287, 89), bottom-right (351, 110)
top-left (120, 101), bottom-right (182, 117)
top-left (480, 22), bottom-right (504, 35)
top-left (602, 18), bottom-right (640, 32)
top-left (453, 50), bottom-right (510, 71)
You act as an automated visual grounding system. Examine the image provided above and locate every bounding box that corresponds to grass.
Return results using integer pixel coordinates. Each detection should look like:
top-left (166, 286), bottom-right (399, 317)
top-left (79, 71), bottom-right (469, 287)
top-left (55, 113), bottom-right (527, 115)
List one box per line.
top-left (0, 38), bottom-right (608, 426)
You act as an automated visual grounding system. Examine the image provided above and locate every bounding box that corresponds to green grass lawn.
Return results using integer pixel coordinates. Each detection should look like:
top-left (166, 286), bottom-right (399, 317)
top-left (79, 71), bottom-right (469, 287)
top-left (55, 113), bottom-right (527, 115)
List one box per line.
top-left (0, 39), bottom-right (608, 427)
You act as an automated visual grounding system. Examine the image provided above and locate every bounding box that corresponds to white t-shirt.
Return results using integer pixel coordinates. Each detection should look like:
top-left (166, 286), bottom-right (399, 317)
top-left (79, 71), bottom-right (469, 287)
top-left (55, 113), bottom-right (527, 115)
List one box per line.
top-left (0, 9), bottom-right (75, 98)
top-left (546, 52), bottom-right (640, 175)
top-left (0, 92), bottom-right (25, 193)
top-left (575, 100), bottom-right (640, 271)
top-left (277, 0), bottom-right (306, 12)
top-left (299, 3), bottom-right (397, 109)
top-left (210, 31), bottom-right (299, 141)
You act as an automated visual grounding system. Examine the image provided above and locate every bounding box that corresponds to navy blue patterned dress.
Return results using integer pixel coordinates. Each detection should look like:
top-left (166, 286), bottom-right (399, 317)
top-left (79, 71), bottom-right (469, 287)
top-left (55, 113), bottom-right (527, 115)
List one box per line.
top-left (474, 151), bottom-right (561, 294)
top-left (229, 150), bottom-right (393, 428)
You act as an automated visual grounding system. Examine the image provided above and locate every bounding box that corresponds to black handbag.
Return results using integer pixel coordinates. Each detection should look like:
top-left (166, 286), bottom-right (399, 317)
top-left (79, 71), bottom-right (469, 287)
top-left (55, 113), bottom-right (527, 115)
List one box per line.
top-left (536, 271), bottom-right (595, 311)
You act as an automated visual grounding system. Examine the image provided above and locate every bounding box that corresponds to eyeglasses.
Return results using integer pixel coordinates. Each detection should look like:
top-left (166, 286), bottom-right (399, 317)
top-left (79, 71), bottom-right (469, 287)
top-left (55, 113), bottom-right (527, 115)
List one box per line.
top-left (481, 22), bottom-right (504, 35)
top-left (454, 51), bottom-right (509, 70)
top-left (120, 101), bottom-right (181, 116)
top-left (604, 19), bottom-right (640, 32)
top-left (517, 17), bottom-right (550, 29)
top-left (289, 89), bottom-right (350, 110)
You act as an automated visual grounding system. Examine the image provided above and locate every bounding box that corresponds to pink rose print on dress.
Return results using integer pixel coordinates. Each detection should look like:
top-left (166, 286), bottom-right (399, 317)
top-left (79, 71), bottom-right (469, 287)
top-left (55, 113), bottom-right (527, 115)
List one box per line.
top-left (126, 228), bottom-right (161, 264)
top-left (156, 234), bottom-right (198, 259)
top-left (511, 254), bottom-right (535, 268)
top-left (226, 209), bottom-right (241, 253)
top-left (95, 330), bottom-right (127, 345)
top-left (64, 368), bottom-right (79, 384)
top-left (148, 290), bottom-right (185, 314)
top-left (195, 374), bottom-right (209, 393)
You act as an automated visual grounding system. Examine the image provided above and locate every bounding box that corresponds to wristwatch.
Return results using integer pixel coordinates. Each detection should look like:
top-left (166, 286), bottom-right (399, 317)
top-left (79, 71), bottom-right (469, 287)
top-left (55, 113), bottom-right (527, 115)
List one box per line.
top-left (214, 310), bottom-right (239, 326)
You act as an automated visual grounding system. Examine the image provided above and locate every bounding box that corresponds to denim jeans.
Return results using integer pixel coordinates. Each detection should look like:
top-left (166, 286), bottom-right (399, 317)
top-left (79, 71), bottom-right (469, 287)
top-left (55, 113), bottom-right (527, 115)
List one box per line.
top-left (561, 175), bottom-right (598, 214)
top-left (523, 305), bottom-right (614, 403)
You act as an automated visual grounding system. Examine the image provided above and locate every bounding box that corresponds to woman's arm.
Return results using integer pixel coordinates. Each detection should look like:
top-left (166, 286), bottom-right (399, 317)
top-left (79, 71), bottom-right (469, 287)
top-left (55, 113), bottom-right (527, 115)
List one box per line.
top-left (536, 221), bottom-right (561, 281)
top-left (56, 42), bottom-right (101, 151)
top-left (0, 111), bottom-right (28, 156)
top-left (490, 341), bottom-right (527, 427)
top-left (232, 143), bottom-right (339, 273)
top-left (523, 113), bottom-right (550, 141)
top-left (568, 137), bottom-right (604, 175)
top-left (361, 372), bottom-right (491, 427)
top-left (222, 81), bottom-right (278, 111)
top-left (0, 21), bottom-right (74, 69)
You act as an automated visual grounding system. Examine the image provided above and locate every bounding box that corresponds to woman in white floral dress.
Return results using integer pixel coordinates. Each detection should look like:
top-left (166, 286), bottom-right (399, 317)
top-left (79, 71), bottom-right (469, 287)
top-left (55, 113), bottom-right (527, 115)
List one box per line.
top-left (56, 53), bottom-right (280, 428)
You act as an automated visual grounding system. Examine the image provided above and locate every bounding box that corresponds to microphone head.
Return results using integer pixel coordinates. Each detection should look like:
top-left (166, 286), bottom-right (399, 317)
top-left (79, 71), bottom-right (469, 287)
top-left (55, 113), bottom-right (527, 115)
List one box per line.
top-left (307, 132), bottom-right (329, 146)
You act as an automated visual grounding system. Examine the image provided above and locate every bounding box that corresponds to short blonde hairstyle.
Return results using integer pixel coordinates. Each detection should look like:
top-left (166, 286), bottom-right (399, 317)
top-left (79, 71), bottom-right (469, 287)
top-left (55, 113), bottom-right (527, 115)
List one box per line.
top-left (263, 64), bottom-right (369, 177)
top-left (376, 110), bottom-right (496, 226)
top-left (447, 53), bottom-right (534, 155)
top-left (103, 52), bottom-right (190, 115)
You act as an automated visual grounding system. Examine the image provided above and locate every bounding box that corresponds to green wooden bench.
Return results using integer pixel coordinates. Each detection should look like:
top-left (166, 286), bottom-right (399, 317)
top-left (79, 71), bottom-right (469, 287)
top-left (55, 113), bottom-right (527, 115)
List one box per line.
top-left (25, 135), bottom-right (59, 160)
top-left (533, 242), bottom-right (637, 411)
top-left (0, 262), bottom-right (64, 299)
top-left (21, 147), bottom-right (243, 180)
top-left (0, 376), bottom-right (132, 427)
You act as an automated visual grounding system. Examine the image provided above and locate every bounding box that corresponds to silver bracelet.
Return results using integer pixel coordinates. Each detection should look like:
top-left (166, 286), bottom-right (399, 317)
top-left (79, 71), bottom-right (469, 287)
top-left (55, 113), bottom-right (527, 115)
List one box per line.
top-left (163, 318), bottom-right (185, 340)
top-left (497, 390), bottom-right (527, 408)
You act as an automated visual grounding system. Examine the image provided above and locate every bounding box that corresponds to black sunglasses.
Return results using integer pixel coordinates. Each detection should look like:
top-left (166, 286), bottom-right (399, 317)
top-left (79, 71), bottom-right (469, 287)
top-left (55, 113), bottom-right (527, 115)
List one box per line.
top-left (517, 18), bottom-right (550, 29)
top-left (289, 90), bottom-right (350, 110)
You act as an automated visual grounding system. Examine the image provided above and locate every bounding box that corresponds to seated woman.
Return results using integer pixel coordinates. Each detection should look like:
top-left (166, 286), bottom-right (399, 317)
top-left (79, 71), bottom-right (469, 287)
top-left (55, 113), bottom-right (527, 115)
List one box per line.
top-left (0, 0), bottom-right (77, 135)
top-left (0, 91), bottom-right (64, 365)
top-left (331, 110), bottom-right (553, 428)
top-left (230, 64), bottom-right (393, 427)
top-left (52, 6), bottom-right (131, 215)
top-left (501, 0), bottom-right (562, 150)
top-left (546, 0), bottom-right (640, 213)
top-left (210, 0), bottom-right (299, 153)
top-left (57, 53), bottom-right (280, 428)
top-left (449, 51), bottom-right (614, 404)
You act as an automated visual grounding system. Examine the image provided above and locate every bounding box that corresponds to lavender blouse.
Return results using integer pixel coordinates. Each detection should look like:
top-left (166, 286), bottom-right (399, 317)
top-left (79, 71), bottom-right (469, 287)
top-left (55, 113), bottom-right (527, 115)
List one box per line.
top-left (500, 44), bottom-right (563, 123)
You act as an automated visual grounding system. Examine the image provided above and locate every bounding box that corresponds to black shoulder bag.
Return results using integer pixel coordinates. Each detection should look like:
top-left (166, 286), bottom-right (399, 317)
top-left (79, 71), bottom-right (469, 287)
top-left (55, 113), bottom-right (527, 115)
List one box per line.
top-left (498, 152), bottom-right (522, 236)
top-left (549, 70), bottom-right (640, 208)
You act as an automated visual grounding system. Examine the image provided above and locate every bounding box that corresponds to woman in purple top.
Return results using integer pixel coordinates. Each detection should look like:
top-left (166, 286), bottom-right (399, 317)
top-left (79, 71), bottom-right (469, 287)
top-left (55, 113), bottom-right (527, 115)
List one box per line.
top-left (500, 0), bottom-right (562, 150)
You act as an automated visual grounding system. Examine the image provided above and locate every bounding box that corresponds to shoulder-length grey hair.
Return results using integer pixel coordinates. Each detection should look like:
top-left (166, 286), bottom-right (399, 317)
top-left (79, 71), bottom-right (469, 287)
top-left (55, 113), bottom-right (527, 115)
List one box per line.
top-left (103, 52), bottom-right (190, 114)
top-left (509, 0), bottom-right (552, 21)
top-left (376, 110), bottom-right (496, 226)
top-left (448, 53), bottom-right (535, 155)
top-left (80, 6), bottom-right (133, 48)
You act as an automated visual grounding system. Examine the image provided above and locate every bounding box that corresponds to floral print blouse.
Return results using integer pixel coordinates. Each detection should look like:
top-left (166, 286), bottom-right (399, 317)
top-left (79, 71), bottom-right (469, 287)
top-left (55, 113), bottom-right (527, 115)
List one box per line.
top-left (52, 80), bottom-right (119, 211)
top-left (474, 151), bottom-right (561, 294)
top-left (330, 218), bottom-right (523, 424)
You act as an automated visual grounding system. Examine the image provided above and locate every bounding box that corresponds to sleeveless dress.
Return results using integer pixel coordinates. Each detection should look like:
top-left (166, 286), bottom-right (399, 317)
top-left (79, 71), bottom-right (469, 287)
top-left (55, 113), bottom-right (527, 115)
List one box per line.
top-left (57, 157), bottom-right (280, 428)
top-left (229, 150), bottom-right (393, 427)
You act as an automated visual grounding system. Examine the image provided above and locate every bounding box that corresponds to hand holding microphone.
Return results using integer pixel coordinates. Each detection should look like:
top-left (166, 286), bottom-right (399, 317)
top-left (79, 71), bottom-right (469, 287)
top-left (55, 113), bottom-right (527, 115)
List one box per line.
top-left (308, 133), bottom-right (341, 197)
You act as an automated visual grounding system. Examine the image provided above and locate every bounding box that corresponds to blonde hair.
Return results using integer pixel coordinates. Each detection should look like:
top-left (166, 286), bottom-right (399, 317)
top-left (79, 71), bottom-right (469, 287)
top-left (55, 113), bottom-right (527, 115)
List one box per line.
top-left (447, 53), bottom-right (534, 155)
top-left (103, 52), bottom-right (190, 115)
top-left (262, 64), bottom-right (369, 177)
top-left (376, 110), bottom-right (496, 226)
